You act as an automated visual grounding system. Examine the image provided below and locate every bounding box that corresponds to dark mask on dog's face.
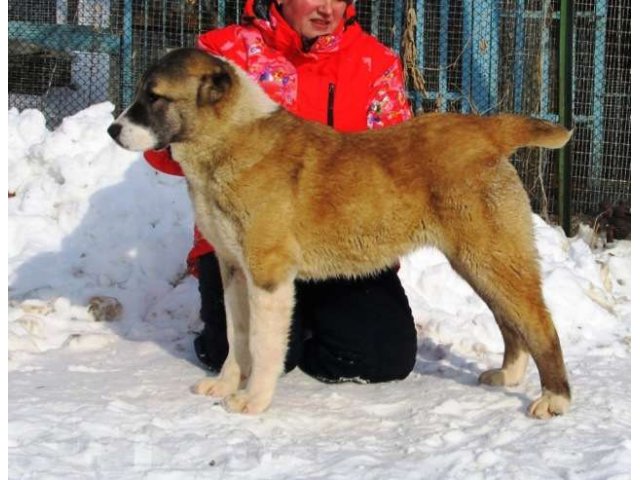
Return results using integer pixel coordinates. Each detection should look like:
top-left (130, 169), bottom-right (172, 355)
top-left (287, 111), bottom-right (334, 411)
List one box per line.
top-left (107, 73), bottom-right (184, 151)
top-left (107, 48), bottom-right (232, 151)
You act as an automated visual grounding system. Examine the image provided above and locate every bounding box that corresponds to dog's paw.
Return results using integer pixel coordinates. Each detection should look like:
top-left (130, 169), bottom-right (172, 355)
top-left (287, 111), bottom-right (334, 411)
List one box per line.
top-left (479, 368), bottom-right (520, 387)
top-left (527, 390), bottom-right (570, 419)
top-left (222, 391), bottom-right (271, 415)
top-left (190, 377), bottom-right (238, 397)
top-left (479, 368), bottom-right (507, 386)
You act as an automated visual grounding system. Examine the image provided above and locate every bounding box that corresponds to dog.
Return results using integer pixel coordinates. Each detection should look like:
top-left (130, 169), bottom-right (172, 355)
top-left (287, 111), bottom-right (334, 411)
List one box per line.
top-left (108, 48), bottom-right (572, 418)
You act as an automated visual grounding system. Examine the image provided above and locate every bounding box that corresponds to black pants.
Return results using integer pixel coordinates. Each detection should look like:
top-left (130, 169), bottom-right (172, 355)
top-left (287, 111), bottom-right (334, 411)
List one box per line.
top-left (194, 253), bottom-right (417, 383)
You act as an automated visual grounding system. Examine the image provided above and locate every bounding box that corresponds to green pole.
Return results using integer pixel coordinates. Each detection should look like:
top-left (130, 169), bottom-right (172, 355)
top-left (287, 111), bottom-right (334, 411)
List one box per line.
top-left (558, 0), bottom-right (573, 236)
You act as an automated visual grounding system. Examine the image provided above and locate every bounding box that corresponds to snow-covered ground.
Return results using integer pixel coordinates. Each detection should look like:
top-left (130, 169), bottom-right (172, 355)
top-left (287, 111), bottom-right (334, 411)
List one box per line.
top-left (7, 104), bottom-right (632, 479)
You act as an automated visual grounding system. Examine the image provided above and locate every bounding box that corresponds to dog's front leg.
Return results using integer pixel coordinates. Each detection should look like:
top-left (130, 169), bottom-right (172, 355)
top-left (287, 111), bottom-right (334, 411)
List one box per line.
top-left (223, 277), bottom-right (295, 414)
top-left (191, 259), bottom-right (250, 397)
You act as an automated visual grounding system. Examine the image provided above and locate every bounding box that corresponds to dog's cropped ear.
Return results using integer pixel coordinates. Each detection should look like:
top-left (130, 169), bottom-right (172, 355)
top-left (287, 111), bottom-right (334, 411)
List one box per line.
top-left (197, 66), bottom-right (232, 107)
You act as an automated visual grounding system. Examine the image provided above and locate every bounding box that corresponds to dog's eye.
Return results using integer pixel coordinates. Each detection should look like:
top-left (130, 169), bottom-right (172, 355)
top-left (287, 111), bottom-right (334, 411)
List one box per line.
top-left (148, 91), bottom-right (161, 103)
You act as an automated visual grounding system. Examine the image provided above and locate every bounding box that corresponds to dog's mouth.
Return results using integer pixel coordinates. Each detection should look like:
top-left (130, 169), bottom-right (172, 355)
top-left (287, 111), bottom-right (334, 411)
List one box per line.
top-left (107, 117), bottom-right (160, 152)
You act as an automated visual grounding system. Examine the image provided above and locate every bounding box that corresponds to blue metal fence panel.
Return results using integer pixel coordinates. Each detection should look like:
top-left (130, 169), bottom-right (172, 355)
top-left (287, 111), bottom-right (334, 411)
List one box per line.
top-left (590, 0), bottom-right (607, 195)
top-left (437, 0), bottom-right (449, 112)
top-left (461, 0), bottom-right (472, 113)
top-left (8, 21), bottom-right (120, 54)
top-left (218, 0), bottom-right (226, 27)
top-left (370, 0), bottom-right (381, 38)
top-left (513, 0), bottom-right (525, 114)
top-left (122, 0), bottom-right (134, 106)
top-left (393, 1), bottom-right (403, 54)
top-left (7, 0), bottom-right (630, 217)
top-left (463, 0), bottom-right (501, 114)
top-left (540, 0), bottom-right (552, 120)
top-left (414, 0), bottom-right (426, 112)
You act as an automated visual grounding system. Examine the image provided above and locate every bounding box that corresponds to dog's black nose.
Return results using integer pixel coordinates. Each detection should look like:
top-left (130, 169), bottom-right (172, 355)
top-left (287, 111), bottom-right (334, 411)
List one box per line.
top-left (107, 123), bottom-right (122, 140)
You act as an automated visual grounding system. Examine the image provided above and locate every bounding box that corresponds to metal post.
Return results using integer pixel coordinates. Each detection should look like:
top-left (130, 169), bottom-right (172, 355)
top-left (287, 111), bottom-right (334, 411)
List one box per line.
top-left (393, 0), bottom-right (403, 54)
top-left (438, 0), bottom-right (449, 112)
top-left (162, 0), bottom-right (167, 50)
top-left (143, 0), bottom-right (149, 57)
top-left (489, 0), bottom-right (500, 113)
top-left (466, 0), bottom-right (500, 114)
top-left (414, 0), bottom-right (426, 112)
top-left (540, 0), bottom-right (551, 118)
top-left (513, 0), bottom-right (526, 113)
top-left (589, 0), bottom-right (607, 197)
top-left (218, 0), bottom-right (226, 27)
top-left (558, 0), bottom-right (573, 235)
top-left (122, 0), bottom-right (134, 106)
top-left (370, 0), bottom-right (380, 39)
top-left (461, 0), bottom-right (472, 113)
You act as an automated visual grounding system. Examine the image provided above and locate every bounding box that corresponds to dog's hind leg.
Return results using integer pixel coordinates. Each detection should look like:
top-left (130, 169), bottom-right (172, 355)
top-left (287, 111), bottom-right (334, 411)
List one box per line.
top-left (192, 260), bottom-right (249, 398)
top-left (447, 242), bottom-right (570, 419)
top-left (223, 276), bottom-right (296, 414)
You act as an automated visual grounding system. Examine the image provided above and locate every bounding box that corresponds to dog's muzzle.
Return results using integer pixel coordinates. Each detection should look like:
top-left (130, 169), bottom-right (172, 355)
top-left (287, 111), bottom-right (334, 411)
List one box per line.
top-left (107, 116), bottom-right (159, 152)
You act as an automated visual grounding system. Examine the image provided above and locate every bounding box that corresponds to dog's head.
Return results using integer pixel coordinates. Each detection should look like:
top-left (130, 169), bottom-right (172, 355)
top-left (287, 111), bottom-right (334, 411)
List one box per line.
top-left (107, 48), bottom-right (234, 151)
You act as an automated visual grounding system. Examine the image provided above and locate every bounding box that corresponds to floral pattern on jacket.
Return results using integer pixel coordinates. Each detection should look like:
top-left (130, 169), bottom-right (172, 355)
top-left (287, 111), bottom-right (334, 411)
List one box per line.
top-left (144, 0), bottom-right (413, 274)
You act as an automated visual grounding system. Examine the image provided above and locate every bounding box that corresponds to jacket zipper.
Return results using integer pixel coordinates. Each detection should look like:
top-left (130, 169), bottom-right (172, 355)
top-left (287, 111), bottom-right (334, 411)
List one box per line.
top-left (327, 82), bottom-right (335, 127)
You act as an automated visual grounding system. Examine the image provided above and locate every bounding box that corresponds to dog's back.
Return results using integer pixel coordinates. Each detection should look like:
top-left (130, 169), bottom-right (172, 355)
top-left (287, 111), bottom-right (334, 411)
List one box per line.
top-left (267, 112), bottom-right (570, 279)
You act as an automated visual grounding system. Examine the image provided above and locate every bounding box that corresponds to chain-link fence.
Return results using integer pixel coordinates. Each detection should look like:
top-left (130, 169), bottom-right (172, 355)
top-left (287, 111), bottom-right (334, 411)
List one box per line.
top-left (8, 0), bottom-right (631, 223)
top-left (571, 0), bottom-right (630, 218)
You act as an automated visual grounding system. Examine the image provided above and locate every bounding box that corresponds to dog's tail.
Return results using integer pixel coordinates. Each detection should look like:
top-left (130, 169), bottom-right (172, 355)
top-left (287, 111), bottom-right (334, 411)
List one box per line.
top-left (493, 114), bottom-right (573, 153)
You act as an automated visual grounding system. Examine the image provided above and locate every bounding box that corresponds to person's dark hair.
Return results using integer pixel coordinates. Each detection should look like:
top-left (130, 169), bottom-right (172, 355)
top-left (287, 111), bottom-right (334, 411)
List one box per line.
top-left (240, 0), bottom-right (271, 24)
top-left (253, 0), bottom-right (272, 20)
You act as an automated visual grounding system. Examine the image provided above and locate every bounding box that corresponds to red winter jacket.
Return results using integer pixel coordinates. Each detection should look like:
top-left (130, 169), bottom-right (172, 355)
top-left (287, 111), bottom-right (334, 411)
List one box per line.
top-left (144, 0), bottom-right (412, 275)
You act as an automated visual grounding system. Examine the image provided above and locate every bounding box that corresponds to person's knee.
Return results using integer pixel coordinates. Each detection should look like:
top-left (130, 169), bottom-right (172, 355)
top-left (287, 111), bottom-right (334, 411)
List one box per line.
top-left (371, 336), bottom-right (417, 382)
top-left (298, 331), bottom-right (417, 384)
top-left (387, 343), bottom-right (417, 380)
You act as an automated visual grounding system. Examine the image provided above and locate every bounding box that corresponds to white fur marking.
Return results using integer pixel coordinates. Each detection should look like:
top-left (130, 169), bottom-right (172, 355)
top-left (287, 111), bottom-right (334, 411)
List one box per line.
top-left (237, 279), bottom-right (295, 413)
top-left (503, 350), bottom-right (529, 385)
top-left (112, 107), bottom-right (158, 151)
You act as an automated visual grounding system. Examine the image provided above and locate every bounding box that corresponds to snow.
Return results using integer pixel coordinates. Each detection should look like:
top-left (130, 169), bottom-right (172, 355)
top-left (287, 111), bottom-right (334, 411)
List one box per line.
top-left (7, 103), bottom-right (632, 478)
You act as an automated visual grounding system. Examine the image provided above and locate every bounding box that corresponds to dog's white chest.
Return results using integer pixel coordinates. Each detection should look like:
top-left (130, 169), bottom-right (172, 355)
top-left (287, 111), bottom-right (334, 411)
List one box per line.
top-left (192, 191), bottom-right (244, 262)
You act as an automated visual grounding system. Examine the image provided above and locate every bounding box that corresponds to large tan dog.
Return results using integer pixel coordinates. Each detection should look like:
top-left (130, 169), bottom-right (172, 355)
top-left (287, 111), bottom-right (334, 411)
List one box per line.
top-left (108, 48), bottom-right (572, 418)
